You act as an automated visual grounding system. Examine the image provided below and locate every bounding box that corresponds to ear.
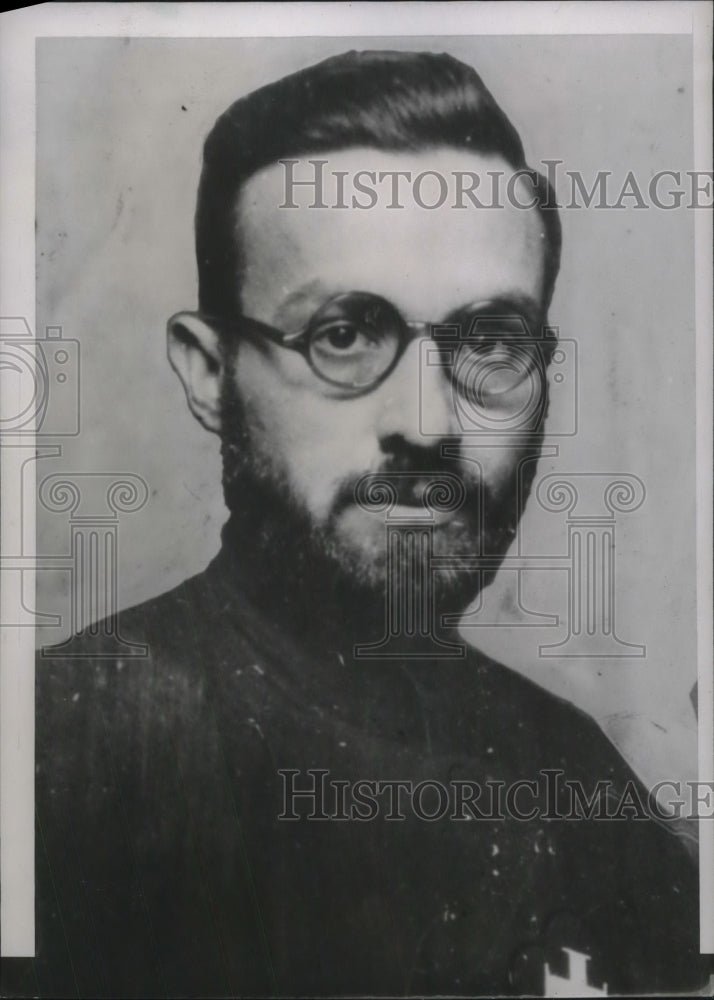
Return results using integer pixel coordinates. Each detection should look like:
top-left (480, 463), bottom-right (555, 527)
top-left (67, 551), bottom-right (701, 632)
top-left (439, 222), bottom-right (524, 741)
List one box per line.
top-left (167, 312), bottom-right (224, 434)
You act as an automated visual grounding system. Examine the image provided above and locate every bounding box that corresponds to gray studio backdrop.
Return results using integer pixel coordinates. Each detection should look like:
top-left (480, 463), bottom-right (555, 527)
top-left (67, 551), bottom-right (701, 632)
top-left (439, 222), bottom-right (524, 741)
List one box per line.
top-left (35, 35), bottom-right (697, 792)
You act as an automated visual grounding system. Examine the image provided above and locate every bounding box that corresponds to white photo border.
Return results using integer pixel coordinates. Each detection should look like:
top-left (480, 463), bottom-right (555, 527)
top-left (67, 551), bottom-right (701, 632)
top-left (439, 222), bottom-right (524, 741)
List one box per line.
top-left (1, 0), bottom-right (711, 961)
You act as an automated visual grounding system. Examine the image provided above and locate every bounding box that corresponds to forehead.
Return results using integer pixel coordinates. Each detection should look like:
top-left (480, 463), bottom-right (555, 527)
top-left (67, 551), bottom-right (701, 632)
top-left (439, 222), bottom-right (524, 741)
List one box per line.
top-left (236, 147), bottom-right (547, 322)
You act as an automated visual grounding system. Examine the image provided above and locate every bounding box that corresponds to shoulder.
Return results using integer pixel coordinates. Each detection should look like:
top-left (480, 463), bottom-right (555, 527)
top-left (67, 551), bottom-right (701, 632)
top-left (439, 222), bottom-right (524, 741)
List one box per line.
top-left (39, 567), bottom-right (213, 661)
top-left (461, 645), bottom-right (646, 788)
top-left (36, 549), bottom-right (253, 684)
top-left (37, 575), bottom-right (196, 723)
top-left (462, 642), bottom-right (599, 738)
top-left (35, 563), bottom-right (257, 774)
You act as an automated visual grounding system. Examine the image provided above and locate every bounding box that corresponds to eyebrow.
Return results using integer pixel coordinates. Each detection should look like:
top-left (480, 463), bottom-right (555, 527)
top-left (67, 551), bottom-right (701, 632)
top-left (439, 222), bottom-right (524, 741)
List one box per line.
top-left (272, 281), bottom-right (334, 329)
top-left (455, 293), bottom-right (543, 314)
top-left (271, 286), bottom-right (546, 330)
top-left (449, 294), bottom-right (545, 326)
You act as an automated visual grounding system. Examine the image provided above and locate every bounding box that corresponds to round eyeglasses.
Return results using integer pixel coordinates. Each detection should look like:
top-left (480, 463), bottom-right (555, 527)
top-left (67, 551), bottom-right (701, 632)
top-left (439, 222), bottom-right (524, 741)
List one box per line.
top-left (232, 290), bottom-right (553, 406)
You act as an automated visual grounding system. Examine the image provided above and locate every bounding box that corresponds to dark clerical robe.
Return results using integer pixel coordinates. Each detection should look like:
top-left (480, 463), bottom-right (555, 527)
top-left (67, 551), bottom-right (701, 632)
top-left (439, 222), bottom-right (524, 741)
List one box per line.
top-left (3, 531), bottom-right (710, 997)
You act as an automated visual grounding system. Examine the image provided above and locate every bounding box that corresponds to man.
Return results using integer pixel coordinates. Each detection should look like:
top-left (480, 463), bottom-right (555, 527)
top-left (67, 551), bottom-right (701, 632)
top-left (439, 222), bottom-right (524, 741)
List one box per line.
top-left (10, 50), bottom-right (708, 997)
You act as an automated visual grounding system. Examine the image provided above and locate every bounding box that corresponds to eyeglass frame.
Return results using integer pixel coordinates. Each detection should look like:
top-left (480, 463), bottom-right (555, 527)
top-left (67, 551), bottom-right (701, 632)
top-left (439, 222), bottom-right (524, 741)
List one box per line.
top-left (214, 290), bottom-right (555, 397)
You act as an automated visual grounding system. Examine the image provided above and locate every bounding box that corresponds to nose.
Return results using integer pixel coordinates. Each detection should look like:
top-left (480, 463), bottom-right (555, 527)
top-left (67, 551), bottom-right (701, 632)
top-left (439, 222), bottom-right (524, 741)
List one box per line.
top-left (375, 338), bottom-right (459, 453)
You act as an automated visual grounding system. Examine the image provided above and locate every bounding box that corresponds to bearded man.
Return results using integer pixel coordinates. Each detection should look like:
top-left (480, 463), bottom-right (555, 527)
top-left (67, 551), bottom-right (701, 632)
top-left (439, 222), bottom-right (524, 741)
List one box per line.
top-left (13, 50), bottom-right (708, 998)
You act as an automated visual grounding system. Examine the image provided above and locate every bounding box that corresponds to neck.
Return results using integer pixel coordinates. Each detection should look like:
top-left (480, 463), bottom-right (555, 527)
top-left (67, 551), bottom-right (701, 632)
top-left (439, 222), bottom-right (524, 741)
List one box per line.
top-left (216, 511), bottom-right (469, 661)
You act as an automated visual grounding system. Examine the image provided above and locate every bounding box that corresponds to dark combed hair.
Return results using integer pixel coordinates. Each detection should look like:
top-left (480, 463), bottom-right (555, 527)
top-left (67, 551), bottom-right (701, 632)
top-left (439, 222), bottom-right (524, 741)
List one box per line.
top-left (196, 50), bottom-right (561, 319)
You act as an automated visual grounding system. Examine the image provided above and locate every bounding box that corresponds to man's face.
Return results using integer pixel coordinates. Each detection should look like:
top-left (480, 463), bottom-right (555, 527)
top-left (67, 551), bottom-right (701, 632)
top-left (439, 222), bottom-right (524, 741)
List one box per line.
top-left (221, 147), bottom-right (548, 622)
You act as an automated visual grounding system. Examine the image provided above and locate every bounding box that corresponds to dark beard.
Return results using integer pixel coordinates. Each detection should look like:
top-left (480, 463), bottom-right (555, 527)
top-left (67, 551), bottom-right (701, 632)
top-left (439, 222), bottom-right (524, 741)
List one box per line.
top-left (219, 358), bottom-right (543, 653)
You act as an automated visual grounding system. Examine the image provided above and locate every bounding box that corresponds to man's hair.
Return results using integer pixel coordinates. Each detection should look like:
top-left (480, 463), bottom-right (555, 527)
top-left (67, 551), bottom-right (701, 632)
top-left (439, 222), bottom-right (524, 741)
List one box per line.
top-left (196, 49), bottom-right (561, 321)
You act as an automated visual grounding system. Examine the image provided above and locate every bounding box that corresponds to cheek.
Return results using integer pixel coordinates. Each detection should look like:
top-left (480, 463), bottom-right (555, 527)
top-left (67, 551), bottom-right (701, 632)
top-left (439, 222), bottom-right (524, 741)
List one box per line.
top-left (460, 439), bottom-right (536, 495)
top-left (233, 358), bottom-right (381, 520)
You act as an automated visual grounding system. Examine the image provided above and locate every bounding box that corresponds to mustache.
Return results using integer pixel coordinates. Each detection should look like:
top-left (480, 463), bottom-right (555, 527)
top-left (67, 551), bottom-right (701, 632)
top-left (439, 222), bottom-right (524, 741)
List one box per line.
top-left (330, 455), bottom-right (483, 521)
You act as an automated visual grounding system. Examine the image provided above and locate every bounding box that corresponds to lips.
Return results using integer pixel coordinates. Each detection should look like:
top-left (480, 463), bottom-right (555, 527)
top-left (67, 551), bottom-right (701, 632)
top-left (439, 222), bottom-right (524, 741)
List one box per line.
top-left (383, 502), bottom-right (460, 525)
top-left (351, 471), bottom-right (469, 519)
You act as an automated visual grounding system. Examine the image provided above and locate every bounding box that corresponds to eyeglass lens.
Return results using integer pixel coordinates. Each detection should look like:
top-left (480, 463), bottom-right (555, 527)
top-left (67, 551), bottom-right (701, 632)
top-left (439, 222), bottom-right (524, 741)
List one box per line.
top-left (304, 293), bottom-right (545, 403)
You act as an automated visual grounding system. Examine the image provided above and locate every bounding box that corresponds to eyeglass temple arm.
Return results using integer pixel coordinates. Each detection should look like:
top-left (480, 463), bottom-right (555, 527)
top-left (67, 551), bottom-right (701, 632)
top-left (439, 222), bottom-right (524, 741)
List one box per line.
top-left (237, 315), bottom-right (308, 348)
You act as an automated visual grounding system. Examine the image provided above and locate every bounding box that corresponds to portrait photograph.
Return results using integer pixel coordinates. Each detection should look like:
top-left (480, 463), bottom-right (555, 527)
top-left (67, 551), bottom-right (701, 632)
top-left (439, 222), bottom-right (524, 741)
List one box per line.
top-left (0, 3), bottom-right (712, 997)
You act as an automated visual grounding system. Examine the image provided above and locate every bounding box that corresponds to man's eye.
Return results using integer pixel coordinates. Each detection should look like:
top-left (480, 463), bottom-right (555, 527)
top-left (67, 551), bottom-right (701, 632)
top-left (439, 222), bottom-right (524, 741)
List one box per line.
top-left (452, 341), bottom-right (542, 403)
top-left (313, 323), bottom-right (375, 354)
top-left (326, 324), bottom-right (358, 351)
top-left (308, 320), bottom-right (398, 389)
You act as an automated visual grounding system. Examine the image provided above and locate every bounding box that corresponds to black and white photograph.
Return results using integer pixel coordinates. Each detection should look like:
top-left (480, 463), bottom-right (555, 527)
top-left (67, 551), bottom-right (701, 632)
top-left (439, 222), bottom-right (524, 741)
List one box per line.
top-left (0, 3), bottom-right (712, 997)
